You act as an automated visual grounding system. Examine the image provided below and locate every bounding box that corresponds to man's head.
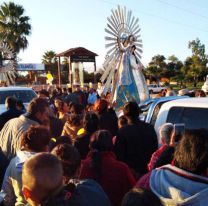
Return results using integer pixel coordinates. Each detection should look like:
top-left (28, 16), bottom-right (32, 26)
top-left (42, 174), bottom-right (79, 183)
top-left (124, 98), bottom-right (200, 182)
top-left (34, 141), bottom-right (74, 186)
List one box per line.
top-left (37, 89), bottom-right (49, 99)
top-left (22, 153), bottom-right (63, 206)
top-left (123, 101), bottom-right (141, 122)
top-left (20, 125), bottom-right (51, 152)
top-left (75, 85), bottom-right (81, 92)
top-left (93, 99), bottom-right (108, 114)
top-left (159, 123), bottom-right (174, 145)
top-left (27, 98), bottom-right (49, 124)
top-left (5, 96), bottom-right (17, 109)
top-left (118, 115), bottom-right (128, 129)
top-left (174, 129), bottom-right (208, 175)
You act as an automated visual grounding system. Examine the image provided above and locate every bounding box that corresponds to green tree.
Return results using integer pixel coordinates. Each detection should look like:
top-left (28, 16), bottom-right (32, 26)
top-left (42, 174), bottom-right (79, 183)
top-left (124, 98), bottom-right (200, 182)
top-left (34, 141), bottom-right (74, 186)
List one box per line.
top-left (145, 55), bottom-right (166, 82)
top-left (0, 2), bottom-right (31, 53)
top-left (42, 50), bottom-right (58, 76)
top-left (186, 38), bottom-right (208, 86)
top-left (167, 55), bottom-right (184, 82)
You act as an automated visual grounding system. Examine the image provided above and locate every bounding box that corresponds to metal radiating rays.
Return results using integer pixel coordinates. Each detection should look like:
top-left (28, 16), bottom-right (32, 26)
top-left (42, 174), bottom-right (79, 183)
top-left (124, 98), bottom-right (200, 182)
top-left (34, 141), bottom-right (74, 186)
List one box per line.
top-left (101, 5), bottom-right (143, 95)
top-left (0, 42), bottom-right (17, 84)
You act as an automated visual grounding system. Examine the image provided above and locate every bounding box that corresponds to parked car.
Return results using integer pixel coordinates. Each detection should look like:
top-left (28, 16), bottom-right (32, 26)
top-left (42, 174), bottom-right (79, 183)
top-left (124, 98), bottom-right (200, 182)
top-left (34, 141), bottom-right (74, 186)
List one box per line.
top-left (154, 97), bottom-right (208, 143)
top-left (139, 96), bottom-right (189, 125)
top-left (147, 84), bottom-right (166, 94)
top-left (0, 87), bottom-right (37, 114)
top-left (201, 75), bottom-right (208, 93)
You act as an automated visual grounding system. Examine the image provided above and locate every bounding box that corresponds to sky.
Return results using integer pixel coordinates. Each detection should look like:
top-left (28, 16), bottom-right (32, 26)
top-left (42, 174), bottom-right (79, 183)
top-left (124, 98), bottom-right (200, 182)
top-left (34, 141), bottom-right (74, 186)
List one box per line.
top-left (8, 0), bottom-right (208, 72)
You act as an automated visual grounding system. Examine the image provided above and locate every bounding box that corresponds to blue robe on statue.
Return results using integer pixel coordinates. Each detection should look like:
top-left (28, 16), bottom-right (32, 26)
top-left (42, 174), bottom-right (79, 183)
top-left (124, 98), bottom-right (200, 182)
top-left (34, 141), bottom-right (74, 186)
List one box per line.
top-left (113, 49), bottom-right (149, 110)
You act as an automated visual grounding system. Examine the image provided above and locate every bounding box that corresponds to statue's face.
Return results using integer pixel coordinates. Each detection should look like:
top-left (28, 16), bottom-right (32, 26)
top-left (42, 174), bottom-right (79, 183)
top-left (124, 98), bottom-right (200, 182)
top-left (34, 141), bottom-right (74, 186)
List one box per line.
top-left (120, 33), bottom-right (129, 48)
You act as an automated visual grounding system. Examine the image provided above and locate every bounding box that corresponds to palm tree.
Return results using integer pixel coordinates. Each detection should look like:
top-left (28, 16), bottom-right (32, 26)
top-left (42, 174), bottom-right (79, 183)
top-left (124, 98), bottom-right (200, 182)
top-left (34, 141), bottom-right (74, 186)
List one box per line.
top-left (0, 2), bottom-right (31, 53)
top-left (42, 50), bottom-right (57, 65)
top-left (42, 50), bottom-right (58, 76)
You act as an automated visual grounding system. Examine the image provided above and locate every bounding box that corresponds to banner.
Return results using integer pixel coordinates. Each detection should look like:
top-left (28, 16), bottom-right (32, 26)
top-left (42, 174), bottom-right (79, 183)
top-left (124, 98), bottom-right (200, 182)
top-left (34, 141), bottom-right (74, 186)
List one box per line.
top-left (17, 64), bottom-right (45, 71)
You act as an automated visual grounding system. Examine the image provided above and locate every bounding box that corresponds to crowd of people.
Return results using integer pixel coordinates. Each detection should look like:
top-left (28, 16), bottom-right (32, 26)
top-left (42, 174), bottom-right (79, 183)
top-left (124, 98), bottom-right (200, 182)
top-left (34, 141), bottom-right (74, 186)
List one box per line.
top-left (0, 85), bottom-right (207, 206)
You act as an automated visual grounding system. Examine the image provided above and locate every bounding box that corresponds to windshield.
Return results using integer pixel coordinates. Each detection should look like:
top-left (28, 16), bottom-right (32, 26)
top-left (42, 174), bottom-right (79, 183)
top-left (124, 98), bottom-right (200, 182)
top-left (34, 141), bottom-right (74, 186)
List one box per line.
top-left (0, 90), bottom-right (37, 104)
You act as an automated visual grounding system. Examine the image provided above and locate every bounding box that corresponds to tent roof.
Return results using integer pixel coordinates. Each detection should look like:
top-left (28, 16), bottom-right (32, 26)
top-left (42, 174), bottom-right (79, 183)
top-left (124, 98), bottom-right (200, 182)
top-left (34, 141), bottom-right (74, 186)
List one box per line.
top-left (56, 47), bottom-right (98, 57)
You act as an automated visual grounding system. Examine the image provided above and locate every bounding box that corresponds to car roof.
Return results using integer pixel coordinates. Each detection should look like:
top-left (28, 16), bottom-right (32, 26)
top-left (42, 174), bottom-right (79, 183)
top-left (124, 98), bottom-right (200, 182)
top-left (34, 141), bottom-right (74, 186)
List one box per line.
top-left (0, 87), bottom-right (33, 91)
top-left (158, 97), bottom-right (208, 109)
top-left (154, 97), bottom-right (208, 135)
top-left (144, 95), bottom-right (189, 123)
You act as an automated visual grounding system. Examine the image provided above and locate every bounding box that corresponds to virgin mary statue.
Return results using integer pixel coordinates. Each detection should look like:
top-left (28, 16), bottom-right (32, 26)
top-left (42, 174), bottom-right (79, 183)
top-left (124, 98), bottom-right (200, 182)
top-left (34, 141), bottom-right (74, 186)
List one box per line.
top-left (101, 6), bottom-right (149, 110)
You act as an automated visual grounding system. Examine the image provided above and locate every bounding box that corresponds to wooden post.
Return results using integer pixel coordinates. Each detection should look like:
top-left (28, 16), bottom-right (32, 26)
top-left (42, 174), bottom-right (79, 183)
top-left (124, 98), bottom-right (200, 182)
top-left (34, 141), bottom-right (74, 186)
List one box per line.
top-left (70, 61), bottom-right (73, 86)
top-left (58, 56), bottom-right (61, 86)
top-left (94, 59), bottom-right (97, 84)
top-left (68, 56), bottom-right (71, 84)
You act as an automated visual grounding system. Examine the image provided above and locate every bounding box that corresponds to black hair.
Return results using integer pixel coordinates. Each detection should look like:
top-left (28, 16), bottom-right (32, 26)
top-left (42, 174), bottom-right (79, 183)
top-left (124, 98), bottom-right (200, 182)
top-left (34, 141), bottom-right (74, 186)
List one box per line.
top-left (89, 130), bottom-right (113, 182)
top-left (39, 89), bottom-right (49, 97)
top-left (67, 114), bottom-right (82, 127)
top-left (16, 99), bottom-right (25, 110)
top-left (5, 96), bottom-right (17, 109)
top-left (84, 112), bottom-right (99, 133)
top-left (49, 135), bottom-right (72, 152)
top-left (118, 115), bottom-right (128, 128)
top-left (70, 103), bottom-right (84, 115)
top-left (121, 187), bottom-right (161, 206)
top-left (174, 129), bottom-right (208, 175)
top-left (123, 101), bottom-right (140, 124)
top-left (51, 144), bottom-right (81, 181)
top-left (48, 116), bottom-right (64, 138)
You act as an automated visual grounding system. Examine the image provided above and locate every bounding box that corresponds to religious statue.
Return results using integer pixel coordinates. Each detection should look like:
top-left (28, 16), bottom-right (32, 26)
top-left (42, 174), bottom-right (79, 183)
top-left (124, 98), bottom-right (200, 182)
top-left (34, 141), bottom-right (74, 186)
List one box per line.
top-left (101, 6), bottom-right (149, 110)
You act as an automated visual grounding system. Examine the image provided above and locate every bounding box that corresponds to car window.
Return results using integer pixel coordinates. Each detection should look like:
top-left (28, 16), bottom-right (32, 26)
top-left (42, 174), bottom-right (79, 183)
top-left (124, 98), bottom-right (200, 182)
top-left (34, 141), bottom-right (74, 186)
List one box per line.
top-left (167, 107), bottom-right (208, 130)
top-left (150, 101), bottom-right (168, 125)
top-left (0, 90), bottom-right (36, 104)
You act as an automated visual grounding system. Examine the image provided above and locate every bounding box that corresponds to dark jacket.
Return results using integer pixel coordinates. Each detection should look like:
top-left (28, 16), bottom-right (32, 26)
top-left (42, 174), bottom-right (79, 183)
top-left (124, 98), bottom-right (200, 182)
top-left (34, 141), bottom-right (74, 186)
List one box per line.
top-left (41, 179), bottom-right (111, 206)
top-left (80, 152), bottom-right (136, 206)
top-left (0, 149), bottom-right (9, 188)
top-left (114, 120), bottom-right (158, 176)
top-left (0, 108), bottom-right (23, 131)
top-left (74, 132), bottom-right (91, 160)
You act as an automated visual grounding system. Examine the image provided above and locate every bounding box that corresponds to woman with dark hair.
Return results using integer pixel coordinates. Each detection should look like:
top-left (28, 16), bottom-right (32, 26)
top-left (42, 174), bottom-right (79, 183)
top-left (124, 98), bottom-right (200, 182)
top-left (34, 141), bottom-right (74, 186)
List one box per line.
top-left (1, 125), bottom-right (51, 206)
top-left (56, 100), bottom-right (70, 123)
top-left (74, 112), bottom-right (99, 159)
top-left (79, 130), bottom-right (136, 206)
top-left (51, 144), bottom-right (111, 206)
top-left (150, 129), bottom-right (208, 206)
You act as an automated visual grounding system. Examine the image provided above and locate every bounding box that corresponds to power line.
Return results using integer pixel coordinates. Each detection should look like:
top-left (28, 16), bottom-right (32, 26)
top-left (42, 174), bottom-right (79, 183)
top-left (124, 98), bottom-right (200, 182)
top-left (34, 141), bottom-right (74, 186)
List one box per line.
top-left (155, 0), bottom-right (208, 21)
top-left (98, 0), bottom-right (208, 33)
top-left (173, 0), bottom-right (208, 12)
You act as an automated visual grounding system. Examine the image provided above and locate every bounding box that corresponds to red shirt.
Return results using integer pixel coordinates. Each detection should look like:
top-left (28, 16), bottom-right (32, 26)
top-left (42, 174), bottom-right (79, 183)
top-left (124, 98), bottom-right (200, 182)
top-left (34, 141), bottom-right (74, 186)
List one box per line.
top-left (148, 144), bottom-right (168, 171)
top-left (79, 151), bottom-right (136, 206)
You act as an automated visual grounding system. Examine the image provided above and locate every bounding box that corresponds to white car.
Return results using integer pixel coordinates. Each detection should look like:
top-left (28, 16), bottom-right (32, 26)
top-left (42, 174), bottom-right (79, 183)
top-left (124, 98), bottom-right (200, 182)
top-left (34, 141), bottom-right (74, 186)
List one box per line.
top-left (0, 87), bottom-right (37, 114)
top-left (147, 84), bottom-right (166, 94)
top-left (154, 97), bottom-right (208, 143)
